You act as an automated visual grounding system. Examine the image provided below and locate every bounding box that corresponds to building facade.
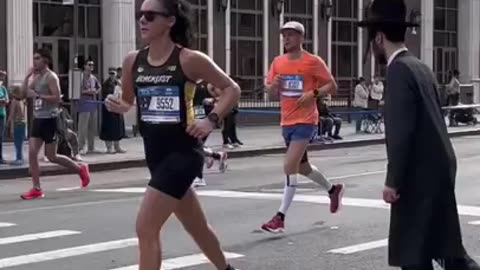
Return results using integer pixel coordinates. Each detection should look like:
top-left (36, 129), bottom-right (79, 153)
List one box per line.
top-left (0, 0), bottom-right (479, 104)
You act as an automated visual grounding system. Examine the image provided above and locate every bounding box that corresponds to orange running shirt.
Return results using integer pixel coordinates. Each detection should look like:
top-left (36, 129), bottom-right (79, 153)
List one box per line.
top-left (266, 51), bottom-right (334, 126)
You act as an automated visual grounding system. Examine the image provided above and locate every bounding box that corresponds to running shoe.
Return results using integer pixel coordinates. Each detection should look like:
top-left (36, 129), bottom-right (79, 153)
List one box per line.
top-left (329, 184), bottom-right (345, 213)
top-left (192, 177), bottom-right (207, 187)
top-left (79, 163), bottom-right (90, 188)
top-left (206, 157), bottom-right (214, 169)
top-left (218, 152), bottom-right (228, 173)
top-left (261, 215), bottom-right (284, 233)
top-left (20, 188), bottom-right (44, 200)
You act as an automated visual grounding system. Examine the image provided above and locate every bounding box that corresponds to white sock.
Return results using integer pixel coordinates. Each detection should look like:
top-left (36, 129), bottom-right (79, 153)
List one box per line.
top-left (306, 165), bottom-right (333, 192)
top-left (278, 174), bottom-right (298, 214)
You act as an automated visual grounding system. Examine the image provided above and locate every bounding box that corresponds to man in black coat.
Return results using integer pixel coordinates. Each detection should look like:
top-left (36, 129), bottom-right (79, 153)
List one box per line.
top-left (358, 1), bottom-right (480, 269)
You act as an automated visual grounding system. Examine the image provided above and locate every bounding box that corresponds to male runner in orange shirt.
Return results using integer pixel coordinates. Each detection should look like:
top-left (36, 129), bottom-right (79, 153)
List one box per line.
top-left (262, 21), bottom-right (345, 233)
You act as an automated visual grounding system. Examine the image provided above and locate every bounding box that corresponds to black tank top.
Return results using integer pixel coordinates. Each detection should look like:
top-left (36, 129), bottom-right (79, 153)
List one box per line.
top-left (132, 46), bottom-right (201, 151)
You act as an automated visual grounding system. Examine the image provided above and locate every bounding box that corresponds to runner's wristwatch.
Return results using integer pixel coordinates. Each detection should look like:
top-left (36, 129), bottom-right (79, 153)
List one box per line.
top-left (313, 89), bottom-right (320, 98)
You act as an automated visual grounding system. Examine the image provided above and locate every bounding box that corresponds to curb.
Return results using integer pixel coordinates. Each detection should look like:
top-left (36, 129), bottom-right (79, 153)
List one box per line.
top-left (1, 129), bottom-right (479, 180)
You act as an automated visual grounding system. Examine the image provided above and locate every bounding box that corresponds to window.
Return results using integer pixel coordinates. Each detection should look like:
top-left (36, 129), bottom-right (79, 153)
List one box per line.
top-left (34, 0), bottom-right (101, 38)
top-left (283, 0), bottom-right (314, 53)
top-left (332, 0), bottom-right (358, 98)
top-left (433, 0), bottom-right (458, 84)
top-left (189, 0), bottom-right (208, 54)
top-left (231, 0), bottom-right (263, 93)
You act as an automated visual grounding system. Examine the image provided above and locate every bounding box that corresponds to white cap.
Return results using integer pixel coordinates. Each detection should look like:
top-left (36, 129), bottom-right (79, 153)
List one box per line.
top-left (280, 21), bottom-right (305, 35)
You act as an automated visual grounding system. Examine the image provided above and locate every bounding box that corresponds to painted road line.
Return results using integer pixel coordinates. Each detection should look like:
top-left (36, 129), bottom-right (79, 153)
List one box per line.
top-left (0, 238), bottom-right (137, 268)
top-left (327, 239), bottom-right (388, 254)
top-left (0, 223), bottom-right (15, 228)
top-left (112, 252), bottom-right (244, 270)
top-left (56, 186), bottom-right (82, 191)
top-left (0, 230), bottom-right (81, 245)
top-left (89, 189), bottom-right (480, 217)
top-left (196, 190), bottom-right (480, 217)
top-left (296, 170), bottom-right (385, 184)
top-left (93, 188), bottom-right (146, 193)
top-left (328, 170), bottom-right (386, 180)
top-left (469, 220), bottom-right (480, 225)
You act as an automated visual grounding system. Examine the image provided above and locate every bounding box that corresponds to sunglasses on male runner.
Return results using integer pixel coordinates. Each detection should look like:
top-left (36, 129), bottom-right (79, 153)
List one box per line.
top-left (136, 10), bottom-right (171, 22)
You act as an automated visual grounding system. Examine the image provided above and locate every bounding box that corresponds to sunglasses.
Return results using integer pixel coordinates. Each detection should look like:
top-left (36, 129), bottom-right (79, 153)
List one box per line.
top-left (136, 10), bottom-right (170, 22)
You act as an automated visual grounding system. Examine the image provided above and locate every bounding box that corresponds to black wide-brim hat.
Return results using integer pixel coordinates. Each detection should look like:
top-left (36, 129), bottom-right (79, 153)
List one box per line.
top-left (357, 0), bottom-right (419, 29)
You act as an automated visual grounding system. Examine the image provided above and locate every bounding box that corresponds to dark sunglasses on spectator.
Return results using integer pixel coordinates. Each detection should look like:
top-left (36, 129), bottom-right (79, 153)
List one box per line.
top-left (136, 10), bottom-right (170, 22)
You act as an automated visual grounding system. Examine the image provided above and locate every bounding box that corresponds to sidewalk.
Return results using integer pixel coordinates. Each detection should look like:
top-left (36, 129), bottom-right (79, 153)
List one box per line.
top-left (1, 122), bottom-right (479, 179)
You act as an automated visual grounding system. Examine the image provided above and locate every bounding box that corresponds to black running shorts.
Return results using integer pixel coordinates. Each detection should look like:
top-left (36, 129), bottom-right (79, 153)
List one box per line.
top-left (31, 118), bottom-right (58, 144)
top-left (143, 138), bottom-right (204, 199)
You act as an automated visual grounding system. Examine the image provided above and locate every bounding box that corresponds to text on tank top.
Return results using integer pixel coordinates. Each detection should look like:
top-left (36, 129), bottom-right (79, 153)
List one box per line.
top-left (132, 46), bottom-right (200, 144)
top-left (33, 71), bottom-right (58, 119)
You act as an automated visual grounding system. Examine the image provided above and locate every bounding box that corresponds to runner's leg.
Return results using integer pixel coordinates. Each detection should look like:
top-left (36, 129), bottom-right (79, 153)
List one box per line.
top-left (175, 188), bottom-right (231, 270)
top-left (28, 137), bottom-right (44, 189)
top-left (136, 187), bottom-right (179, 270)
top-left (299, 155), bottom-right (344, 213)
top-left (262, 125), bottom-right (309, 233)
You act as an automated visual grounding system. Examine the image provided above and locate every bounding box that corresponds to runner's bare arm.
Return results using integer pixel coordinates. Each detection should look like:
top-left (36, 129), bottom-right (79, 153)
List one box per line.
top-left (314, 57), bottom-right (337, 95)
top-left (41, 73), bottom-right (61, 104)
top-left (182, 49), bottom-right (240, 120)
top-left (265, 61), bottom-right (280, 92)
top-left (121, 51), bottom-right (139, 107)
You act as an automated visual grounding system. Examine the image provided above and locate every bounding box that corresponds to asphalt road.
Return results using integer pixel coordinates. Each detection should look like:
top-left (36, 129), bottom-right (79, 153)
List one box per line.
top-left (1, 136), bottom-right (480, 270)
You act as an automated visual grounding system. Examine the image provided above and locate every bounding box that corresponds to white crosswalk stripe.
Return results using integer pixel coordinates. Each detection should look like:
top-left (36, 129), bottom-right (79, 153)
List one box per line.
top-left (112, 252), bottom-right (245, 270)
top-left (0, 220), bottom-right (245, 269)
top-left (0, 223), bottom-right (15, 228)
top-left (327, 239), bottom-right (388, 254)
top-left (0, 230), bottom-right (80, 245)
top-left (0, 238), bottom-right (138, 268)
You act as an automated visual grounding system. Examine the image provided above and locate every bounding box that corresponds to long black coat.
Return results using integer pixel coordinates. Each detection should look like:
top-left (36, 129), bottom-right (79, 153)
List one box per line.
top-left (100, 78), bottom-right (125, 141)
top-left (384, 51), bottom-right (466, 266)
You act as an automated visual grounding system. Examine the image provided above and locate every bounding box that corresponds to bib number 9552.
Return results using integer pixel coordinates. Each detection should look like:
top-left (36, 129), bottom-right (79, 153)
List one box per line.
top-left (148, 96), bottom-right (179, 112)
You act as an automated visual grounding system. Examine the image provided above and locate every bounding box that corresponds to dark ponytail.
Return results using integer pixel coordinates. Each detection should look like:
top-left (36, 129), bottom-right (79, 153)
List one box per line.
top-left (163, 0), bottom-right (193, 48)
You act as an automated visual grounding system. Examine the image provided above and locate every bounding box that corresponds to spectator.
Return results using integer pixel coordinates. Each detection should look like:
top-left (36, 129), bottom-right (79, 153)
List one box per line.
top-left (7, 85), bottom-right (25, 165)
top-left (353, 77), bottom-right (369, 132)
top-left (77, 59), bottom-right (101, 154)
top-left (447, 69), bottom-right (461, 126)
top-left (222, 77), bottom-right (243, 149)
top-left (0, 70), bottom-right (8, 164)
top-left (318, 95), bottom-right (342, 140)
top-left (446, 69), bottom-right (461, 106)
top-left (100, 67), bottom-right (125, 154)
top-left (370, 76), bottom-right (384, 109)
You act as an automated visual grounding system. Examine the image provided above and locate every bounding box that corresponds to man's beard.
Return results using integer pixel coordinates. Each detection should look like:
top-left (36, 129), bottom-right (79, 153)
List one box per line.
top-left (372, 41), bottom-right (387, 65)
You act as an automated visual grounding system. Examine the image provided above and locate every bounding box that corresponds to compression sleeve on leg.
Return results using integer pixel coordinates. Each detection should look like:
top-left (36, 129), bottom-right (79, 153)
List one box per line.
top-left (278, 174), bottom-right (298, 214)
top-left (306, 165), bottom-right (333, 192)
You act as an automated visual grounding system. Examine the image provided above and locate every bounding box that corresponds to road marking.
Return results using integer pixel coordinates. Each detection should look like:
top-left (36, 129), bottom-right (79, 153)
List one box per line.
top-left (0, 197), bottom-right (140, 216)
top-left (0, 223), bottom-right (15, 228)
top-left (93, 188), bottom-right (145, 193)
top-left (111, 252), bottom-right (244, 270)
top-left (88, 189), bottom-right (480, 217)
top-left (0, 230), bottom-right (81, 245)
top-left (0, 238), bottom-right (137, 268)
top-left (469, 220), bottom-right (480, 225)
top-left (327, 239), bottom-right (388, 254)
top-left (328, 170), bottom-right (386, 180)
top-left (56, 186), bottom-right (82, 191)
top-left (196, 190), bottom-right (480, 217)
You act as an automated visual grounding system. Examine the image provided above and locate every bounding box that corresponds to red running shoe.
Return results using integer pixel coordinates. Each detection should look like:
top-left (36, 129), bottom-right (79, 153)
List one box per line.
top-left (20, 188), bottom-right (44, 200)
top-left (261, 215), bottom-right (284, 234)
top-left (79, 164), bottom-right (90, 188)
top-left (329, 184), bottom-right (345, 213)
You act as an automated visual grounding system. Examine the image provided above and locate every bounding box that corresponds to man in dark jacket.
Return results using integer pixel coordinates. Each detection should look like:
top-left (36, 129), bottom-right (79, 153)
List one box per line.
top-left (358, 1), bottom-right (480, 269)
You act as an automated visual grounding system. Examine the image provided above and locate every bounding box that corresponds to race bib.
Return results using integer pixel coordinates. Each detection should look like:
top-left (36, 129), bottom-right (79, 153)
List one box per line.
top-left (194, 105), bottom-right (206, 119)
top-left (34, 98), bottom-right (43, 111)
top-left (281, 75), bottom-right (304, 98)
top-left (138, 86), bottom-right (181, 124)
